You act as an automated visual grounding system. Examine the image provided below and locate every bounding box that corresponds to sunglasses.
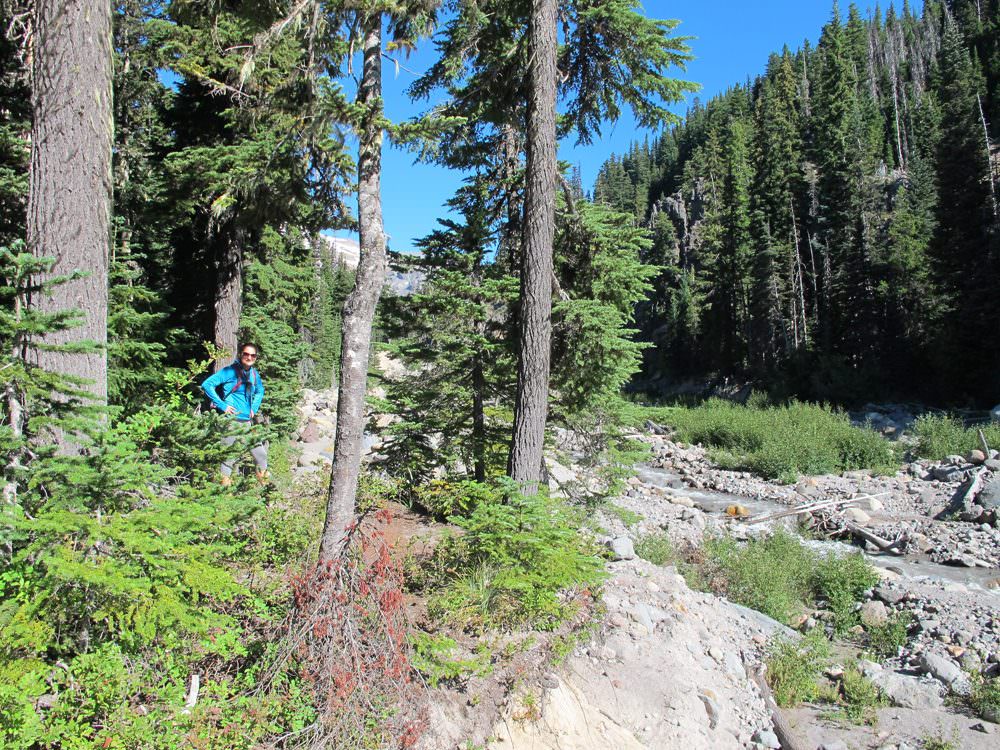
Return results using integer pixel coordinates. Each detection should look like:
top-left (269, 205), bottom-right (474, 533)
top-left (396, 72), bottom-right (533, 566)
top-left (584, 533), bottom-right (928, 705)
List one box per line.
top-left (241, 352), bottom-right (258, 359)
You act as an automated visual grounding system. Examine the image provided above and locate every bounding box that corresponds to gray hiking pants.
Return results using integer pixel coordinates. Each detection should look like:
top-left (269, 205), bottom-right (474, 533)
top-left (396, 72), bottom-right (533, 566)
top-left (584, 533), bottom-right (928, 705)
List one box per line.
top-left (220, 422), bottom-right (268, 476)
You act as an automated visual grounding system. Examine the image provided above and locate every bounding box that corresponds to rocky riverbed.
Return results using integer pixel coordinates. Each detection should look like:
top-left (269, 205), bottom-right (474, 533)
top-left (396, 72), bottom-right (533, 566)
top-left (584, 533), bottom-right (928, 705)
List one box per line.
top-left (532, 430), bottom-right (1000, 750)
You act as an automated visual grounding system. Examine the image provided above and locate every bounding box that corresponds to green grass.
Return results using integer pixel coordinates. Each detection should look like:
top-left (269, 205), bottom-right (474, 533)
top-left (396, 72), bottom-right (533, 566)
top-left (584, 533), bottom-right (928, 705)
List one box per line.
top-left (633, 397), bottom-right (896, 482)
top-left (700, 530), bottom-right (878, 629)
top-left (970, 672), bottom-right (1000, 723)
top-left (634, 532), bottom-right (676, 566)
top-left (765, 630), bottom-right (831, 706)
top-left (913, 414), bottom-right (1000, 460)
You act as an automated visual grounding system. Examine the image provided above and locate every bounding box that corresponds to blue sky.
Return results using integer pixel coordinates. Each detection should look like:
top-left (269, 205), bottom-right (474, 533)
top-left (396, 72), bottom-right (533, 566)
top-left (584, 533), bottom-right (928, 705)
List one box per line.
top-left (332, 1), bottom-right (878, 254)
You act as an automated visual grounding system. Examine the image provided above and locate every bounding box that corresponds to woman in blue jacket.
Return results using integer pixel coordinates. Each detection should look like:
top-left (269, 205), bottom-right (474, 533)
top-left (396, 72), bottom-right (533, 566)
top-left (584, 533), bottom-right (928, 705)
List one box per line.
top-left (201, 342), bottom-right (268, 485)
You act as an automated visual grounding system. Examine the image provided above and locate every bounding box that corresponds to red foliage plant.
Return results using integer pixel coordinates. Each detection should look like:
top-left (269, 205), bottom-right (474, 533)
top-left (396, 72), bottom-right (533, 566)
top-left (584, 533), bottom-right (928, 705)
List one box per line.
top-left (285, 509), bottom-right (427, 749)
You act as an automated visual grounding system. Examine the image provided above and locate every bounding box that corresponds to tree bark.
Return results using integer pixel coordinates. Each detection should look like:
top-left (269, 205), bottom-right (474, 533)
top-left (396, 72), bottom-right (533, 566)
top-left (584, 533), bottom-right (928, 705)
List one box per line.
top-left (27, 0), bottom-right (113, 412)
top-left (508, 0), bottom-right (558, 495)
top-left (213, 226), bottom-right (244, 369)
top-left (319, 15), bottom-right (387, 562)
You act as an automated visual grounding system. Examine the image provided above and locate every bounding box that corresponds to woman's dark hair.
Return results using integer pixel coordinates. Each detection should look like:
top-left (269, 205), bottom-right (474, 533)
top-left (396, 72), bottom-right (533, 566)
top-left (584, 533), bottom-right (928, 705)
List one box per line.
top-left (239, 342), bottom-right (259, 354)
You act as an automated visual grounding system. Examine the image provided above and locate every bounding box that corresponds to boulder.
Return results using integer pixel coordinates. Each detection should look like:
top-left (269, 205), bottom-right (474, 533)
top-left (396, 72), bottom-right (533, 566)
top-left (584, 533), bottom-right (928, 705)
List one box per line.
top-left (865, 667), bottom-right (944, 709)
top-left (919, 652), bottom-right (971, 695)
top-left (843, 507), bottom-right (871, 526)
top-left (860, 600), bottom-right (889, 627)
top-left (607, 537), bottom-right (636, 561)
top-left (977, 478), bottom-right (1000, 510)
top-left (969, 449), bottom-right (987, 465)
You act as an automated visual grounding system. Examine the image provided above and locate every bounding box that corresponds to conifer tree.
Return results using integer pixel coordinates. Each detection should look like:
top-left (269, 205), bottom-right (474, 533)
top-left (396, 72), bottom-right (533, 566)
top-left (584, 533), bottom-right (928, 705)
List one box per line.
top-left (28, 0), bottom-right (114, 418)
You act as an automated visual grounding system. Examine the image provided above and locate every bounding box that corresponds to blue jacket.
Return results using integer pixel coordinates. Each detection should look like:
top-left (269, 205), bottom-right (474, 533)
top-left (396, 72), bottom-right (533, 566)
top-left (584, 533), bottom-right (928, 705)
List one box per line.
top-left (201, 361), bottom-right (265, 422)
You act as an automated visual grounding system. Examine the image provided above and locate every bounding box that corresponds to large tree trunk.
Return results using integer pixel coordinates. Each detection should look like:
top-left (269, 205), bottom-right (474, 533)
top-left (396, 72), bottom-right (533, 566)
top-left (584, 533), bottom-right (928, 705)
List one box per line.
top-left (213, 226), bottom-right (244, 370)
top-left (28, 0), bottom-right (113, 413)
top-left (319, 16), bottom-right (386, 562)
top-left (508, 0), bottom-right (558, 494)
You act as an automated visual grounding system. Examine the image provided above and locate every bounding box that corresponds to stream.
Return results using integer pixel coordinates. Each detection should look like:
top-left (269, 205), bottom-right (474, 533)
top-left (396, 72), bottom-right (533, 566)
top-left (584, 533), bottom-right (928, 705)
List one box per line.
top-left (636, 465), bottom-right (1000, 595)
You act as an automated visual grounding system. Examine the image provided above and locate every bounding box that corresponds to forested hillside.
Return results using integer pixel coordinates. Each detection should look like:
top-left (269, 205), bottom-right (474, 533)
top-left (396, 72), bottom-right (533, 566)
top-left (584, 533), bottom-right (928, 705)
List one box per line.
top-left (595, 0), bottom-right (1000, 405)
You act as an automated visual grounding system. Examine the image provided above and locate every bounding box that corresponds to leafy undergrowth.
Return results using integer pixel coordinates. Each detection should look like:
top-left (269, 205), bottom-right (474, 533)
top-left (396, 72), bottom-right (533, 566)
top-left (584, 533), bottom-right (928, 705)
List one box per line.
top-left (406, 479), bottom-right (604, 633)
top-left (631, 396), bottom-right (896, 482)
top-left (0, 362), bottom-right (328, 748)
top-left (698, 530), bottom-right (878, 633)
top-left (912, 414), bottom-right (1000, 460)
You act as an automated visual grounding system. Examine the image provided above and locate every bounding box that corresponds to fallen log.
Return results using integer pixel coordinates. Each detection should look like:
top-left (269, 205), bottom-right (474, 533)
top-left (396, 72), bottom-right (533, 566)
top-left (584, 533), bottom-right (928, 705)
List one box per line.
top-left (843, 523), bottom-right (907, 555)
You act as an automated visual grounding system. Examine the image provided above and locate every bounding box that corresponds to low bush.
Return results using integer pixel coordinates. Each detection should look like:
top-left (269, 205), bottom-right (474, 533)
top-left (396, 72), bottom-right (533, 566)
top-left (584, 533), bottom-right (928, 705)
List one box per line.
top-left (634, 532), bottom-right (676, 566)
top-left (766, 630), bottom-right (831, 706)
top-left (634, 397), bottom-right (896, 482)
top-left (412, 479), bottom-right (501, 520)
top-left (970, 672), bottom-right (1000, 723)
top-left (812, 553), bottom-right (880, 635)
top-left (838, 664), bottom-right (884, 725)
top-left (409, 632), bottom-right (491, 688)
top-left (865, 611), bottom-right (913, 657)
top-left (700, 530), bottom-right (877, 629)
top-left (418, 483), bottom-right (604, 631)
top-left (913, 414), bottom-right (1000, 460)
top-left (702, 531), bottom-right (817, 623)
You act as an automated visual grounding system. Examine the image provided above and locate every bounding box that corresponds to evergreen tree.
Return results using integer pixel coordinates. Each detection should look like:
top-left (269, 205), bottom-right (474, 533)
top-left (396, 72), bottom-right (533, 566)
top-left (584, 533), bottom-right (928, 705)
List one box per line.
top-left (28, 0), bottom-right (113, 418)
top-left (930, 18), bottom-right (999, 394)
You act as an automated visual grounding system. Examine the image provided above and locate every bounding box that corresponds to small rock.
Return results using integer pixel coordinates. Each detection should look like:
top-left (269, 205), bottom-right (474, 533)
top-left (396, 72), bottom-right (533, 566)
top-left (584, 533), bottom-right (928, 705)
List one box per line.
top-left (670, 495), bottom-right (696, 508)
top-left (971, 722), bottom-right (994, 734)
top-left (607, 537), bottom-right (636, 561)
top-left (861, 600), bottom-right (889, 627)
top-left (984, 458), bottom-right (1000, 471)
top-left (874, 586), bottom-right (908, 605)
top-left (698, 693), bottom-right (721, 730)
top-left (969, 449), bottom-right (987, 464)
top-left (540, 673), bottom-right (559, 689)
top-left (818, 742), bottom-right (848, 750)
top-left (725, 504), bottom-right (750, 518)
top-left (844, 507), bottom-right (872, 525)
top-left (752, 729), bottom-right (781, 748)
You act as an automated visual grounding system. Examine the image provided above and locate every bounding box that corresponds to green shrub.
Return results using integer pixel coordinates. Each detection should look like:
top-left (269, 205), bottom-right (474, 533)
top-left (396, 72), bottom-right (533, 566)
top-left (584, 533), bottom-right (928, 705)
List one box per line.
top-left (970, 673), bottom-right (1000, 723)
top-left (703, 530), bottom-right (816, 623)
top-left (410, 632), bottom-right (491, 688)
top-left (605, 502), bottom-right (643, 527)
top-left (839, 664), bottom-right (884, 725)
top-left (423, 484), bottom-right (604, 631)
top-left (766, 630), bottom-right (831, 706)
top-left (813, 552), bottom-right (880, 635)
top-left (913, 414), bottom-right (1000, 460)
top-left (634, 532), bottom-right (676, 566)
top-left (413, 479), bottom-right (503, 520)
top-left (633, 399), bottom-right (896, 481)
top-left (699, 531), bottom-right (878, 631)
top-left (865, 611), bottom-right (913, 658)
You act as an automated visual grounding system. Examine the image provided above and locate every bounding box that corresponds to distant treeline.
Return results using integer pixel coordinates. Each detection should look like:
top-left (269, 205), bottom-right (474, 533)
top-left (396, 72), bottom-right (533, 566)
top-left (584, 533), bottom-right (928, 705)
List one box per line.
top-left (594, 1), bottom-right (1000, 405)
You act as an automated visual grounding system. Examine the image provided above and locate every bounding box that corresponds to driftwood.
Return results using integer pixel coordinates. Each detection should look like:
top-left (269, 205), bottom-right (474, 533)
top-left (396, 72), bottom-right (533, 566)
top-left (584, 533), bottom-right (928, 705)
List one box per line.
top-left (960, 466), bottom-right (987, 510)
top-left (978, 428), bottom-right (991, 456)
top-left (750, 666), bottom-right (809, 750)
top-left (644, 419), bottom-right (671, 436)
top-left (745, 493), bottom-right (888, 526)
top-left (843, 523), bottom-right (907, 555)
